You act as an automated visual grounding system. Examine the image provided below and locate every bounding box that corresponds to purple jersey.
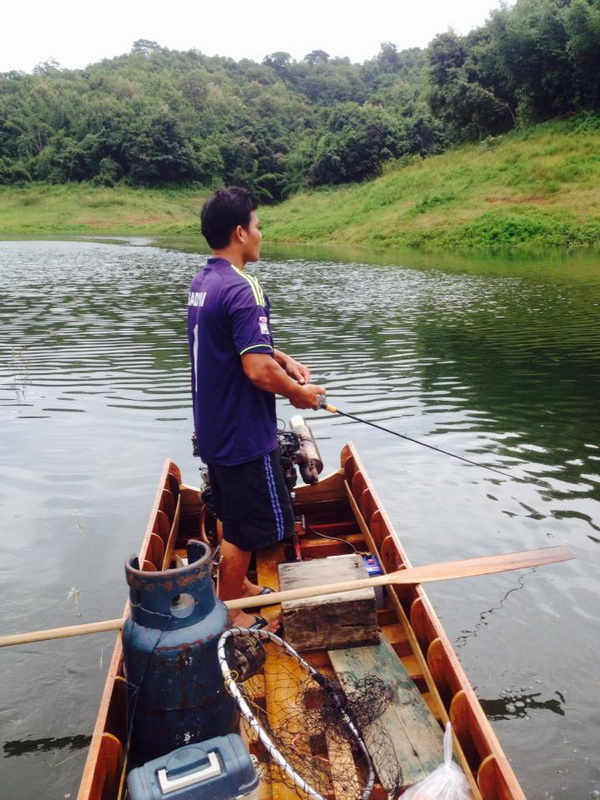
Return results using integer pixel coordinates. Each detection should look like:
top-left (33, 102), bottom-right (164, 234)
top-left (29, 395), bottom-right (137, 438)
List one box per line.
top-left (187, 257), bottom-right (277, 465)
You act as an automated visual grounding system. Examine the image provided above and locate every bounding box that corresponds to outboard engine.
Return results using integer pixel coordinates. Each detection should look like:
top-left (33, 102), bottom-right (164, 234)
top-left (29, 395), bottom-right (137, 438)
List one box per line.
top-left (289, 415), bottom-right (323, 485)
top-left (277, 429), bottom-right (300, 491)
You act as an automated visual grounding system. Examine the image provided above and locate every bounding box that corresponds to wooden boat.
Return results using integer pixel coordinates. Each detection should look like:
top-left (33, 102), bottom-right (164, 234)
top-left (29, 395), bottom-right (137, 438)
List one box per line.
top-left (77, 442), bottom-right (526, 800)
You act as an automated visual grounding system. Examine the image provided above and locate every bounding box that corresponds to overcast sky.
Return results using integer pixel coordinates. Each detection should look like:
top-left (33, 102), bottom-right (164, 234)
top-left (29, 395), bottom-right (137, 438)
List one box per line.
top-left (2, 0), bottom-right (507, 74)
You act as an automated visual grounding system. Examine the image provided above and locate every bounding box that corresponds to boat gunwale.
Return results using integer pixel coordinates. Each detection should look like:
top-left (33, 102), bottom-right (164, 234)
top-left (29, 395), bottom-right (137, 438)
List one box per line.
top-left (77, 458), bottom-right (181, 800)
top-left (331, 442), bottom-right (526, 800)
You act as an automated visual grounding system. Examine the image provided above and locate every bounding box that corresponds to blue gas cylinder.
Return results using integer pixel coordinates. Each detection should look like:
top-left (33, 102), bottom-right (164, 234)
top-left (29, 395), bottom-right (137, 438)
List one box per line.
top-left (123, 540), bottom-right (238, 762)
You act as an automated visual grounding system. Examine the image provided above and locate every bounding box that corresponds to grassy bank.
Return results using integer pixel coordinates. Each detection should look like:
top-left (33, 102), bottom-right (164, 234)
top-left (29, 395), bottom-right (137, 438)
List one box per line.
top-left (0, 184), bottom-right (205, 236)
top-left (263, 116), bottom-right (600, 250)
top-left (2, 116), bottom-right (600, 249)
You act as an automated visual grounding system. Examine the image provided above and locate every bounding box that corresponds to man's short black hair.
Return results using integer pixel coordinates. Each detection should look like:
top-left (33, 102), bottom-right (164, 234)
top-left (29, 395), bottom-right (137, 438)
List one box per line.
top-left (200, 186), bottom-right (258, 250)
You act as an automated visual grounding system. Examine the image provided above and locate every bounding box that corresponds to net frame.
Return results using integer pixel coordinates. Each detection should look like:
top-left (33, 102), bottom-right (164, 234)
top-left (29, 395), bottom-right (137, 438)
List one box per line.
top-left (217, 626), bottom-right (376, 800)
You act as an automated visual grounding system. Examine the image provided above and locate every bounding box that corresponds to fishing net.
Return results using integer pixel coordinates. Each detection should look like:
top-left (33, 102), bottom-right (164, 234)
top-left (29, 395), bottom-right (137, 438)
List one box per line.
top-left (217, 627), bottom-right (404, 800)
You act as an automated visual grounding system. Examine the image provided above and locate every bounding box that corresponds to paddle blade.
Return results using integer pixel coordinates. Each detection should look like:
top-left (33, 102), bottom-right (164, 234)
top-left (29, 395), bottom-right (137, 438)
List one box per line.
top-left (228, 545), bottom-right (574, 610)
top-left (393, 545), bottom-right (574, 586)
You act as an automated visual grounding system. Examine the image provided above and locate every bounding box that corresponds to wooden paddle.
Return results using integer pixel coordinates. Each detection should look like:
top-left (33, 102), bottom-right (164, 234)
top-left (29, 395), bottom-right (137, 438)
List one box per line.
top-left (0, 545), bottom-right (573, 648)
top-left (227, 544), bottom-right (573, 610)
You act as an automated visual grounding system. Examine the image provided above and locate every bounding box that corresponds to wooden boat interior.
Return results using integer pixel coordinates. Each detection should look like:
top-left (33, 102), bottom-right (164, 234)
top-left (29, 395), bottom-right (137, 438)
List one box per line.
top-left (77, 442), bottom-right (525, 800)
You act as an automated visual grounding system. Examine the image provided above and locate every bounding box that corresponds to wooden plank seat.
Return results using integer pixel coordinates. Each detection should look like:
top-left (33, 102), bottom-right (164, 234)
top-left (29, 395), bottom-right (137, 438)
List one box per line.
top-left (328, 636), bottom-right (445, 792)
top-left (278, 555), bottom-right (379, 651)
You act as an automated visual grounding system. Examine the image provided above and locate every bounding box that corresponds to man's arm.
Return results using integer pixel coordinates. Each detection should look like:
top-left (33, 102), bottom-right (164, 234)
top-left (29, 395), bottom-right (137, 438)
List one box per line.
top-left (273, 349), bottom-right (310, 385)
top-left (242, 353), bottom-right (324, 410)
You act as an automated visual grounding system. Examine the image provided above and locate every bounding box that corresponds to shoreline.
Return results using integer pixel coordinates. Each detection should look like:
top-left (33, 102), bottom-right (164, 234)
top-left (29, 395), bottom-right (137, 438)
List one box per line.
top-left (2, 118), bottom-right (600, 251)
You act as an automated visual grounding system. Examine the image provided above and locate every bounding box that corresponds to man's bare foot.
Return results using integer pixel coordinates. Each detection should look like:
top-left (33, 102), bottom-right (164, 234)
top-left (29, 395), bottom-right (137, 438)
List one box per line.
top-left (231, 610), bottom-right (281, 633)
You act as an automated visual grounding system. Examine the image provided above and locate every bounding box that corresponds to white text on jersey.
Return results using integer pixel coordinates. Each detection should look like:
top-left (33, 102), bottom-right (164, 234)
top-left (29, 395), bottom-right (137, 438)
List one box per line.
top-left (188, 291), bottom-right (207, 307)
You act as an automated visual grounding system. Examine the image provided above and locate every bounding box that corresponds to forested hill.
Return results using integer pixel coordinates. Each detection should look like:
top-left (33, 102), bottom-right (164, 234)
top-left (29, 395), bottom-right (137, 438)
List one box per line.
top-left (1, 0), bottom-right (600, 202)
top-left (0, 42), bottom-right (429, 199)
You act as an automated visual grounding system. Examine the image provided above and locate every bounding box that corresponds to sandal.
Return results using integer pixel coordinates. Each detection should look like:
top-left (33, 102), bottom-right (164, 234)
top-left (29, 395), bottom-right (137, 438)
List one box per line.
top-left (248, 614), bottom-right (269, 630)
top-left (247, 614), bottom-right (284, 638)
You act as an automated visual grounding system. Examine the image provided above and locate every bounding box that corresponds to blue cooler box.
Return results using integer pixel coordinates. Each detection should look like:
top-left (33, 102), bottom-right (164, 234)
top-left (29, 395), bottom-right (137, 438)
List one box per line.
top-left (127, 734), bottom-right (259, 800)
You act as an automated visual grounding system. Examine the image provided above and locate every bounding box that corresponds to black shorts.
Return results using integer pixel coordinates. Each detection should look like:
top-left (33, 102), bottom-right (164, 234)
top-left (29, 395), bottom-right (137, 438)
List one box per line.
top-left (208, 447), bottom-right (295, 552)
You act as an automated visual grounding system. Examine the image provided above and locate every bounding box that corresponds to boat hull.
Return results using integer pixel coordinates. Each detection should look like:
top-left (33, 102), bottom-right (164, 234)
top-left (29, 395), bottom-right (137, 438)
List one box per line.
top-left (77, 445), bottom-right (526, 800)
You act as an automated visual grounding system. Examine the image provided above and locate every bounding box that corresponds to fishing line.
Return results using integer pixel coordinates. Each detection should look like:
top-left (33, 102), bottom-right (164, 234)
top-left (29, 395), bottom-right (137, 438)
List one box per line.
top-left (319, 397), bottom-right (516, 481)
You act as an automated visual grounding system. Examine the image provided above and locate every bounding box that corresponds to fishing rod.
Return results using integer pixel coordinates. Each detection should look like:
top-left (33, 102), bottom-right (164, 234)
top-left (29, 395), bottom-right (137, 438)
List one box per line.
top-left (319, 396), bottom-right (515, 480)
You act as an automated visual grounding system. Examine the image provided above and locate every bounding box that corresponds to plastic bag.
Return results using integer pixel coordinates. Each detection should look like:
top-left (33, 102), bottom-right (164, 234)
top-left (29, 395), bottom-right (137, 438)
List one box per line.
top-left (401, 723), bottom-right (472, 799)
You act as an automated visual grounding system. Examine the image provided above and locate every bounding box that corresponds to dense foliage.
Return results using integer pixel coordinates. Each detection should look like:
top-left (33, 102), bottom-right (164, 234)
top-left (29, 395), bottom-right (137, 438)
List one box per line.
top-left (1, 0), bottom-right (600, 198)
top-left (428, 0), bottom-right (600, 140)
top-left (0, 42), bottom-right (430, 199)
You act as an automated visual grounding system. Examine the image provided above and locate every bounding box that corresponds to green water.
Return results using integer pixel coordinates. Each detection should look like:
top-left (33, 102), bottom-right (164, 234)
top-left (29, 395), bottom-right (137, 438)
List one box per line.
top-left (0, 238), bottom-right (598, 798)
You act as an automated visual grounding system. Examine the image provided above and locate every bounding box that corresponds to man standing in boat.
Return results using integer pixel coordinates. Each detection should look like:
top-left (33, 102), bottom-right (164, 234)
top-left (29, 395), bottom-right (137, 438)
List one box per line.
top-left (188, 186), bottom-right (325, 630)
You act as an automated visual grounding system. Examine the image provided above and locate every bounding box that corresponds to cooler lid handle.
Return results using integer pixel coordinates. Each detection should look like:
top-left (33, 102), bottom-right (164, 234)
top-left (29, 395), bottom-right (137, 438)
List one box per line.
top-left (157, 751), bottom-right (221, 794)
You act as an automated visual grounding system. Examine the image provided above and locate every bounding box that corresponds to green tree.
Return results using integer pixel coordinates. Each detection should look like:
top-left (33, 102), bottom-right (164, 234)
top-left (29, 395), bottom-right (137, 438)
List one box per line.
top-left (131, 40), bottom-right (162, 56)
top-left (121, 109), bottom-right (199, 184)
top-left (32, 58), bottom-right (61, 76)
top-left (427, 29), bottom-right (515, 140)
top-left (308, 103), bottom-right (403, 185)
top-left (262, 52), bottom-right (293, 78)
top-left (564, 0), bottom-right (600, 109)
top-left (304, 50), bottom-right (330, 65)
top-left (485, 0), bottom-right (573, 122)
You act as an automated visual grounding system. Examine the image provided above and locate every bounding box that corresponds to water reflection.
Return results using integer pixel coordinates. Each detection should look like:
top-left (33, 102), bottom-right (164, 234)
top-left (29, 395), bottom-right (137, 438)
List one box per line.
top-left (4, 734), bottom-right (91, 757)
top-left (480, 690), bottom-right (566, 720)
top-left (454, 570), bottom-right (532, 649)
